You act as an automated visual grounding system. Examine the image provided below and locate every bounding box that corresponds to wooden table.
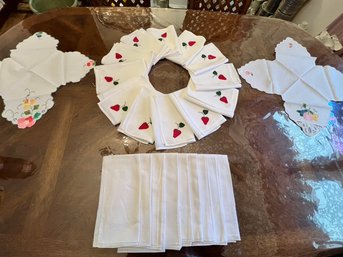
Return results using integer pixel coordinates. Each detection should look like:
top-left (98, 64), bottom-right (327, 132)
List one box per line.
top-left (1, 7), bottom-right (343, 257)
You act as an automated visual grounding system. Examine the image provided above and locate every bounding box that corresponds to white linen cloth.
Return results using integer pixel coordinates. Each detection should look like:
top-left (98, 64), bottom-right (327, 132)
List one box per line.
top-left (185, 43), bottom-right (228, 75)
top-left (120, 28), bottom-right (168, 64)
top-left (238, 37), bottom-right (343, 136)
top-left (0, 32), bottom-right (93, 128)
top-left (147, 25), bottom-right (181, 58)
top-left (170, 89), bottom-right (226, 139)
top-left (101, 42), bottom-right (154, 71)
top-left (150, 94), bottom-right (196, 150)
top-left (190, 63), bottom-right (242, 91)
top-left (94, 153), bottom-right (240, 253)
top-left (167, 30), bottom-right (206, 66)
top-left (94, 60), bottom-right (149, 99)
top-left (184, 80), bottom-right (239, 118)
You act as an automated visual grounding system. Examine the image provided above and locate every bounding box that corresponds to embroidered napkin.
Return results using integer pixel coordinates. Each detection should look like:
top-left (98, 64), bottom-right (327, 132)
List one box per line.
top-left (94, 60), bottom-right (149, 98)
top-left (97, 77), bottom-right (147, 126)
top-left (170, 89), bottom-right (226, 139)
top-left (147, 25), bottom-right (181, 58)
top-left (167, 30), bottom-right (206, 66)
top-left (101, 42), bottom-right (154, 71)
top-left (185, 80), bottom-right (239, 118)
top-left (95, 153), bottom-right (241, 253)
top-left (150, 94), bottom-right (196, 150)
top-left (0, 32), bottom-right (93, 128)
top-left (238, 37), bottom-right (343, 136)
top-left (120, 29), bottom-right (168, 64)
top-left (118, 87), bottom-right (156, 144)
top-left (190, 63), bottom-right (242, 91)
top-left (185, 43), bottom-right (228, 75)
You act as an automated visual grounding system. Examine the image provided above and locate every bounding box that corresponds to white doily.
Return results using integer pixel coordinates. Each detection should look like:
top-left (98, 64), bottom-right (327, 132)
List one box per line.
top-left (96, 25), bottom-right (241, 150)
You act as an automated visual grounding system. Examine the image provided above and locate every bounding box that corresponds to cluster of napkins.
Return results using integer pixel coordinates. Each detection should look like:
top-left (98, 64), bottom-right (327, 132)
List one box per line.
top-left (238, 37), bottom-right (343, 136)
top-left (95, 26), bottom-right (241, 149)
top-left (93, 153), bottom-right (240, 252)
top-left (0, 32), bottom-right (94, 128)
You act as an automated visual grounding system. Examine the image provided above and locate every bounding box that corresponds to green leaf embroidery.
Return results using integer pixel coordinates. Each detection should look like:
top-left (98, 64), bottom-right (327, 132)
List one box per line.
top-left (24, 110), bottom-right (31, 115)
top-left (33, 105), bottom-right (40, 110)
top-left (34, 112), bottom-right (41, 120)
top-left (179, 122), bottom-right (185, 128)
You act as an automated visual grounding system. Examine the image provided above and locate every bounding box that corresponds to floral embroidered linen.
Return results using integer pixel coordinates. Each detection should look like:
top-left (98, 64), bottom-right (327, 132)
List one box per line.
top-left (238, 37), bottom-right (343, 136)
top-left (96, 26), bottom-right (241, 150)
top-left (0, 32), bottom-right (94, 128)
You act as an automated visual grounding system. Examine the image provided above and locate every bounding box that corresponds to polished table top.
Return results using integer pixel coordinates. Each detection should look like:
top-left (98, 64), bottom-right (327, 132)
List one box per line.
top-left (1, 7), bottom-right (343, 257)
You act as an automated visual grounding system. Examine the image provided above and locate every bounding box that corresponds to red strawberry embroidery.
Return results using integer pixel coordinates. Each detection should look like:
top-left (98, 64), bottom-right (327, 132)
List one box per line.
top-left (200, 110), bottom-right (209, 125)
top-left (105, 76), bottom-right (113, 82)
top-left (218, 74), bottom-right (227, 80)
top-left (220, 96), bottom-right (228, 104)
top-left (138, 119), bottom-right (152, 130)
top-left (161, 32), bottom-right (167, 38)
top-left (115, 53), bottom-right (122, 59)
top-left (245, 71), bottom-right (253, 76)
top-left (188, 41), bottom-right (196, 46)
top-left (173, 122), bottom-right (185, 138)
top-left (208, 54), bottom-right (216, 60)
top-left (133, 37), bottom-right (139, 43)
top-left (110, 104), bottom-right (120, 111)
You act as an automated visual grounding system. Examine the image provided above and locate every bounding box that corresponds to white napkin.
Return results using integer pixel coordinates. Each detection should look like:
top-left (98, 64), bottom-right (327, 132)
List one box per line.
top-left (185, 43), bottom-right (228, 75)
top-left (147, 25), bottom-right (181, 58)
top-left (118, 87), bottom-right (156, 144)
top-left (185, 80), bottom-right (239, 118)
top-left (170, 89), bottom-right (226, 139)
top-left (94, 60), bottom-right (149, 98)
top-left (93, 155), bottom-right (140, 248)
top-left (190, 63), bottom-right (241, 91)
top-left (97, 77), bottom-right (146, 126)
top-left (167, 30), bottom-right (206, 66)
top-left (120, 28), bottom-right (168, 64)
top-left (150, 94), bottom-right (196, 150)
top-left (101, 42), bottom-right (154, 71)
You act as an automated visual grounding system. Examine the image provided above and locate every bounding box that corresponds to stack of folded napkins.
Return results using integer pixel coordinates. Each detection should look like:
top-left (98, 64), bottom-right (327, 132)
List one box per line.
top-left (95, 26), bottom-right (241, 150)
top-left (93, 153), bottom-right (240, 252)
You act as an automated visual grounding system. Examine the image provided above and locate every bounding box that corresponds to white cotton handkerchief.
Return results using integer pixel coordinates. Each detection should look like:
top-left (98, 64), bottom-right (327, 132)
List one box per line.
top-left (94, 60), bottom-right (149, 98)
top-left (97, 77), bottom-right (147, 126)
top-left (101, 42), bottom-right (154, 71)
top-left (191, 63), bottom-right (241, 91)
top-left (185, 80), bottom-right (239, 118)
top-left (118, 87), bottom-right (156, 144)
top-left (120, 28), bottom-right (168, 64)
top-left (147, 25), bottom-right (181, 58)
top-left (150, 94), bottom-right (196, 150)
top-left (167, 30), bottom-right (206, 66)
top-left (185, 43), bottom-right (228, 75)
top-left (170, 89), bottom-right (226, 139)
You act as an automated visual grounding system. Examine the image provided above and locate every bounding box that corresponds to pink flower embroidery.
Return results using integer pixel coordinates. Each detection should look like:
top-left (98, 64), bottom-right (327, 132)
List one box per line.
top-left (17, 116), bottom-right (36, 129)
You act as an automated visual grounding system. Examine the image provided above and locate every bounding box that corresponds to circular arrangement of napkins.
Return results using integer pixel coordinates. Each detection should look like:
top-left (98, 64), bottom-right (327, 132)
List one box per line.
top-left (95, 26), bottom-right (241, 150)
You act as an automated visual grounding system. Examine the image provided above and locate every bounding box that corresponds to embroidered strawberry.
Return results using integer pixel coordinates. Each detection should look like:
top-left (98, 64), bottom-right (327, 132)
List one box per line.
top-left (161, 32), bottom-right (167, 38)
top-left (220, 96), bottom-right (228, 104)
top-left (104, 76), bottom-right (113, 82)
top-left (133, 36), bottom-right (139, 47)
top-left (200, 110), bottom-right (209, 125)
top-left (289, 43), bottom-right (293, 48)
top-left (188, 41), bottom-right (196, 46)
top-left (218, 74), bottom-right (227, 80)
top-left (208, 54), bottom-right (216, 60)
top-left (115, 53), bottom-right (122, 59)
top-left (110, 104), bottom-right (120, 111)
top-left (245, 71), bottom-right (253, 76)
top-left (173, 122), bottom-right (185, 138)
top-left (138, 119), bottom-right (152, 130)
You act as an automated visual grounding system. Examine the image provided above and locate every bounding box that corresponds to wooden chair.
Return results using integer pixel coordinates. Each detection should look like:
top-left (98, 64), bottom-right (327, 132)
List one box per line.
top-left (188, 0), bottom-right (251, 14)
top-left (85, 0), bottom-right (150, 7)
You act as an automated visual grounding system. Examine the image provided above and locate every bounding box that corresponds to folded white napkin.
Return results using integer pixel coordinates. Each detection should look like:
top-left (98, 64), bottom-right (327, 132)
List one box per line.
top-left (185, 80), bottom-right (239, 118)
top-left (101, 42), bottom-right (154, 71)
top-left (190, 63), bottom-right (241, 91)
top-left (147, 25), bottom-right (181, 58)
top-left (167, 30), bottom-right (206, 66)
top-left (150, 94), bottom-right (196, 150)
top-left (94, 60), bottom-right (149, 99)
top-left (118, 87), bottom-right (156, 144)
top-left (95, 153), bottom-right (240, 253)
top-left (170, 89), bottom-right (226, 139)
top-left (185, 43), bottom-right (228, 75)
top-left (97, 77), bottom-right (147, 126)
top-left (120, 28), bottom-right (168, 64)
